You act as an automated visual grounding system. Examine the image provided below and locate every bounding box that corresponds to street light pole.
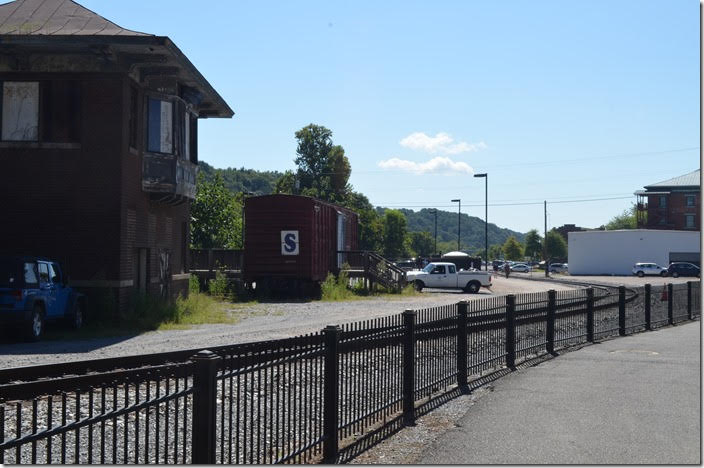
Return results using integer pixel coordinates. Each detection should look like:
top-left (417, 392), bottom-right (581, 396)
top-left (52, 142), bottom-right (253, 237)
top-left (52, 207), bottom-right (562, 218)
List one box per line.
top-left (474, 173), bottom-right (488, 270)
top-left (451, 199), bottom-right (461, 251)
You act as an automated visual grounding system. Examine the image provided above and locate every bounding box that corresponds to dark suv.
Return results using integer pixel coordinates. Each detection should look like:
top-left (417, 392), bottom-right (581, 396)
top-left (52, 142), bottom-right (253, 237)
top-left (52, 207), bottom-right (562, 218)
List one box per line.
top-left (0, 256), bottom-right (85, 341)
top-left (666, 262), bottom-right (700, 278)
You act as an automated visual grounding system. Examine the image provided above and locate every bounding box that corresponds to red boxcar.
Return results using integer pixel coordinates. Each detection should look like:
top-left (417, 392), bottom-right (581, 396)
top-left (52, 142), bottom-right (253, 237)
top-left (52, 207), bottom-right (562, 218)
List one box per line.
top-left (243, 195), bottom-right (358, 293)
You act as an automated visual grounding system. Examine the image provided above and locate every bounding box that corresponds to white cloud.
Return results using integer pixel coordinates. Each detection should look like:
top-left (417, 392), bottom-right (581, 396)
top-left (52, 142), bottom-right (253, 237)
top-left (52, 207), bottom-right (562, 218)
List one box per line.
top-left (399, 132), bottom-right (487, 155)
top-left (378, 156), bottom-right (474, 175)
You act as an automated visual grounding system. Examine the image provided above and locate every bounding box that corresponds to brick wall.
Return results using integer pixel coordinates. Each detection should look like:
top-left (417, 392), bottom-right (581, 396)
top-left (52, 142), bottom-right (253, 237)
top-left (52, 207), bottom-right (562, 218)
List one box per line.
top-left (646, 191), bottom-right (700, 230)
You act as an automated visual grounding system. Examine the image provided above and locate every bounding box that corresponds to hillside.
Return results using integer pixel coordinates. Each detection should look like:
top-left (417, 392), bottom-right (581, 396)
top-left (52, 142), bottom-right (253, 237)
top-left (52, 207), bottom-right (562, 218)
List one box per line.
top-left (198, 161), bottom-right (526, 248)
top-left (198, 161), bottom-right (283, 195)
top-left (377, 207), bottom-right (526, 251)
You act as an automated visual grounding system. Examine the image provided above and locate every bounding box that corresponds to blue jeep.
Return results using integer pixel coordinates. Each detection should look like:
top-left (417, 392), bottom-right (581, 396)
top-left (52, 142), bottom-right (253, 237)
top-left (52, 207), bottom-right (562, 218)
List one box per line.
top-left (0, 256), bottom-right (86, 341)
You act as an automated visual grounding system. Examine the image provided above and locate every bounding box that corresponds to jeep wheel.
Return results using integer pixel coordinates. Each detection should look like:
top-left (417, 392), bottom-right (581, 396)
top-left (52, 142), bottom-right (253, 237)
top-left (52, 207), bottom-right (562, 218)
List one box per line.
top-left (672, 272), bottom-right (679, 278)
top-left (637, 271), bottom-right (644, 278)
top-left (413, 281), bottom-right (424, 292)
top-left (26, 306), bottom-right (44, 342)
top-left (465, 281), bottom-right (481, 294)
top-left (70, 302), bottom-right (84, 330)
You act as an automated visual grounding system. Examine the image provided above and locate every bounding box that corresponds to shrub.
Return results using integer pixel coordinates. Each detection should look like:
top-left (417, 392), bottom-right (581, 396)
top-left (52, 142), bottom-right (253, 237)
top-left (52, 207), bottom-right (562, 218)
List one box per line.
top-left (189, 274), bottom-right (201, 294)
top-left (208, 271), bottom-right (230, 299)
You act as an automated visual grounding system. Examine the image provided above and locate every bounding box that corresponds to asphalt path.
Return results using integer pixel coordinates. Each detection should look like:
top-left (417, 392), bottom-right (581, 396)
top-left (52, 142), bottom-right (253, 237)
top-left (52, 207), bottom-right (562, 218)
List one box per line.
top-left (419, 321), bottom-right (701, 465)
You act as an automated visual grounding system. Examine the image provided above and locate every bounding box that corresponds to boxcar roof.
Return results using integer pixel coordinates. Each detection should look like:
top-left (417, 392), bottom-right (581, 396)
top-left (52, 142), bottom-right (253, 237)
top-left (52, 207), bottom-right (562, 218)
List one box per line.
top-left (247, 194), bottom-right (358, 217)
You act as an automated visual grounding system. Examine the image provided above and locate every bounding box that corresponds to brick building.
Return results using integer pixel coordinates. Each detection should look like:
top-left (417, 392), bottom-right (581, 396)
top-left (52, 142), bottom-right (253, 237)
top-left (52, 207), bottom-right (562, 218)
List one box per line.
top-left (635, 169), bottom-right (700, 231)
top-left (0, 0), bottom-right (233, 314)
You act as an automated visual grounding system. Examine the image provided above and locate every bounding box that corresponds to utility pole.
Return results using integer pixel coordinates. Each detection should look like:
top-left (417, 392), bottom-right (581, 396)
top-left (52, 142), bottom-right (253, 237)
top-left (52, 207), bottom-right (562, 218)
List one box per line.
top-left (544, 200), bottom-right (548, 278)
top-left (474, 173), bottom-right (488, 270)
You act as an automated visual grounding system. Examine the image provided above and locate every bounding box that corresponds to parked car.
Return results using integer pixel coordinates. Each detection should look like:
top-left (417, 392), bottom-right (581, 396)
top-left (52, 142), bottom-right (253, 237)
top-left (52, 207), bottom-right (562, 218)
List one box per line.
top-left (510, 263), bottom-right (531, 273)
top-left (406, 262), bottom-right (492, 293)
top-left (0, 256), bottom-right (86, 341)
top-left (549, 263), bottom-right (568, 273)
top-left (631, 263), bottom-right (667, 277)
top-left (665, 262), bottom-right (700, 278)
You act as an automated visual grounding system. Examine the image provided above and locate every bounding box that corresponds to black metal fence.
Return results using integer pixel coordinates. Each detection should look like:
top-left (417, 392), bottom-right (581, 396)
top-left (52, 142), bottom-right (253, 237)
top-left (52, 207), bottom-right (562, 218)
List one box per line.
top-left (0, 281), bottom-right (699, 464)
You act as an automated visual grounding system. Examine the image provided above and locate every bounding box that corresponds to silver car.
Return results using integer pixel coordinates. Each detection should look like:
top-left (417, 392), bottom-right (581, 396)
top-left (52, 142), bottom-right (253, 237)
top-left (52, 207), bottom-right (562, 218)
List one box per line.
top-left (631, 263), bottom-right (667, 277)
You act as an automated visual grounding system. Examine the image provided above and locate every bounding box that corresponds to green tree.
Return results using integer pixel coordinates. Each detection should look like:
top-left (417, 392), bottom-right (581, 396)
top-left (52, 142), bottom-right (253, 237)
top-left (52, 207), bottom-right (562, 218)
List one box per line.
top-left (191, 173), bottom-right (242, 249)
top-left (605, 204), bottom-right (637, 230)
top-left (545, 230), bottom-right (568, 259)
top-left (489, 244), bottom-right (504, 260)
top-left (502, 236), bottom-right (524, 261)
top-left (382, 210), bottom-right (409, 260)
top-left (291, 124), bottom-right (352, 203)
top-left (409, 231), bottom-right (434, 257)
top-left (523, 229), bottom-right (543, 259)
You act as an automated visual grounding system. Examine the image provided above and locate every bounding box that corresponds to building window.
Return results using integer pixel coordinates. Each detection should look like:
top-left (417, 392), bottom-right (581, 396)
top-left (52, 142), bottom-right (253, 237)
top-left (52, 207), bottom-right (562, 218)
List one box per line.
top-left (686, 195), bottom-right (696, 207)
top-left (1, 80), bottom-right (81, 143)
top-left (1, 81), bottom-right (39, 141)
top-left (129, 86), bottom-right (139, 150)
top-left (685, 215), bottom-right (695, 229)
top-left (147, 97), bottom-right (173, 154)
top-left (659, 196), bottom-right (667, 208)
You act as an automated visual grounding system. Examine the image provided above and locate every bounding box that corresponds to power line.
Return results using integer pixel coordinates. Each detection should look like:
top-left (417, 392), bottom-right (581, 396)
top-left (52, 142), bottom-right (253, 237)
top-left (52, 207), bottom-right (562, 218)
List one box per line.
top-left (378, 195), bottom-right (634, 209)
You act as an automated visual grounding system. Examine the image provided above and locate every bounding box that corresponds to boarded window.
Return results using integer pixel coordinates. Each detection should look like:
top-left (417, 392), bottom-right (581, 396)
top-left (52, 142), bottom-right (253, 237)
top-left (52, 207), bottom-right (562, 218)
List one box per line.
top-left (147, 98), bottom-right (173, 153)
top-left (41, 80), bottom-right (81, 143)
top-left (1, 81), bottom-right (39, 141)
top-left (659, 196), bottom-right (667, 208)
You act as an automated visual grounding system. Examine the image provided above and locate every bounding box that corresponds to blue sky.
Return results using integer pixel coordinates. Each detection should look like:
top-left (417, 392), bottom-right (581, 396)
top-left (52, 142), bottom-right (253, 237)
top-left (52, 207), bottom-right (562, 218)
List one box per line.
top-left (85, 0), bottom-right (699, 234)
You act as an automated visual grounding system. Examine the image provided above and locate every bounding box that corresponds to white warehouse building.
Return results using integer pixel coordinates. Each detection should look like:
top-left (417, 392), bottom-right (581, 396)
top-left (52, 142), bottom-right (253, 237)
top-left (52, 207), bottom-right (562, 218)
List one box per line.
top-left (568, 230), bottom-right (701, 275)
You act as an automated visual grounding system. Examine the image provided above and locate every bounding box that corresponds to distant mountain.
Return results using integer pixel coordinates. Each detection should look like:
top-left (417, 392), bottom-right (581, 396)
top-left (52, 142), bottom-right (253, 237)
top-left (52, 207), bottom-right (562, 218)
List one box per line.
top-left (198, 161), bottom-right (283, 195)
top-left (377, 207), bottom-right (526, 251)
top-left (197, 161), bottom-right (525, 248)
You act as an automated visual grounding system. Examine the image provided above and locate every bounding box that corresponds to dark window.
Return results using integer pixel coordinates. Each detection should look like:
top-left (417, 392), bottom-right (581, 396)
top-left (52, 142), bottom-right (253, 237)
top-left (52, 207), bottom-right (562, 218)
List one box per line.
top-left (686, 195), bottom-right (696, 207)
top-left (659, 196), bottom-right (667, 208)
top-left (41, 80), bottom-right (81, 143)
top-left (431, 265), bottom-right (446, 274)
top-left (685, 214), bottom-right (695, 228)
top-left (129, 86), bottom-right (139, 150)
top-left (448, 265), bottom-right (456, 274)
top-left (189, 116), bottom-right (198, 163)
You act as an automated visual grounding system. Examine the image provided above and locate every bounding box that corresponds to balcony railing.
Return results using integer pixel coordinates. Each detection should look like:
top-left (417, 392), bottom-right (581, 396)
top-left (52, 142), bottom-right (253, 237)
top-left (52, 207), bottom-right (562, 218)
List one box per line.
top-left (142, 153), bottom-right (197, 203)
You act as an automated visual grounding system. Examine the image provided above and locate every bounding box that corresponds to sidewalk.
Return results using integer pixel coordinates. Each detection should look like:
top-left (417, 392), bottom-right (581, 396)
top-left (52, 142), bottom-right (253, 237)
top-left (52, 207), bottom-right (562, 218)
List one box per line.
top-left (418, 321), bottom-right (701, 465)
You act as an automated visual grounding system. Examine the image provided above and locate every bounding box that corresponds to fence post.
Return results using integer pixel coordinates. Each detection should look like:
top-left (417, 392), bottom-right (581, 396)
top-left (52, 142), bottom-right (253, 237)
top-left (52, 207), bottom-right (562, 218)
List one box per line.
top-left (687, 281), bottom-right (693, 320)
top-left (323, 325), bottom-right (340, 464)
top-left (618, 286), bottom-right (626, 336)
top-left (546, 290), bottom-right (556, 355)
top-left (667, 283), bottom-right (674, 325)
top-left (402, 309), bottom-right (416, 426)
top-left (457, 301), bottom-right (468, 392)
top-left (644, 284), bottom-right (651, 330)
top-left (191, 350), bottom-right (221, 464)
top-left (586, 287), bottom-right (594, 342)
top-left (505, 295), bottom-right (516, 369)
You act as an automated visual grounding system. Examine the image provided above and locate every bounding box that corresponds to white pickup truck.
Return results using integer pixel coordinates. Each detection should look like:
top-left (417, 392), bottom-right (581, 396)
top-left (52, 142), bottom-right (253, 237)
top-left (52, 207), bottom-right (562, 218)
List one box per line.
top-left (406, 262), bottom-right (492, 293)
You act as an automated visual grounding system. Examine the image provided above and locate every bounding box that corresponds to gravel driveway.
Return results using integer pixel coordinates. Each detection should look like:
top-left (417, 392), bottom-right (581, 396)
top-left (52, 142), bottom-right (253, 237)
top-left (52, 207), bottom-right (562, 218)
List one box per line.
top-left (0, 277), bottom-right (576, 369)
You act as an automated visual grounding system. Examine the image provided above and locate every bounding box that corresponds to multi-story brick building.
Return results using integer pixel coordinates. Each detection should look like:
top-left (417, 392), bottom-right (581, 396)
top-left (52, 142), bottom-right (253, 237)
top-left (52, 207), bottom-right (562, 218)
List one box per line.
top-left (635, 169), bottom-right (700, 231)
top-left (0, 0), bottom-right (233, 315)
